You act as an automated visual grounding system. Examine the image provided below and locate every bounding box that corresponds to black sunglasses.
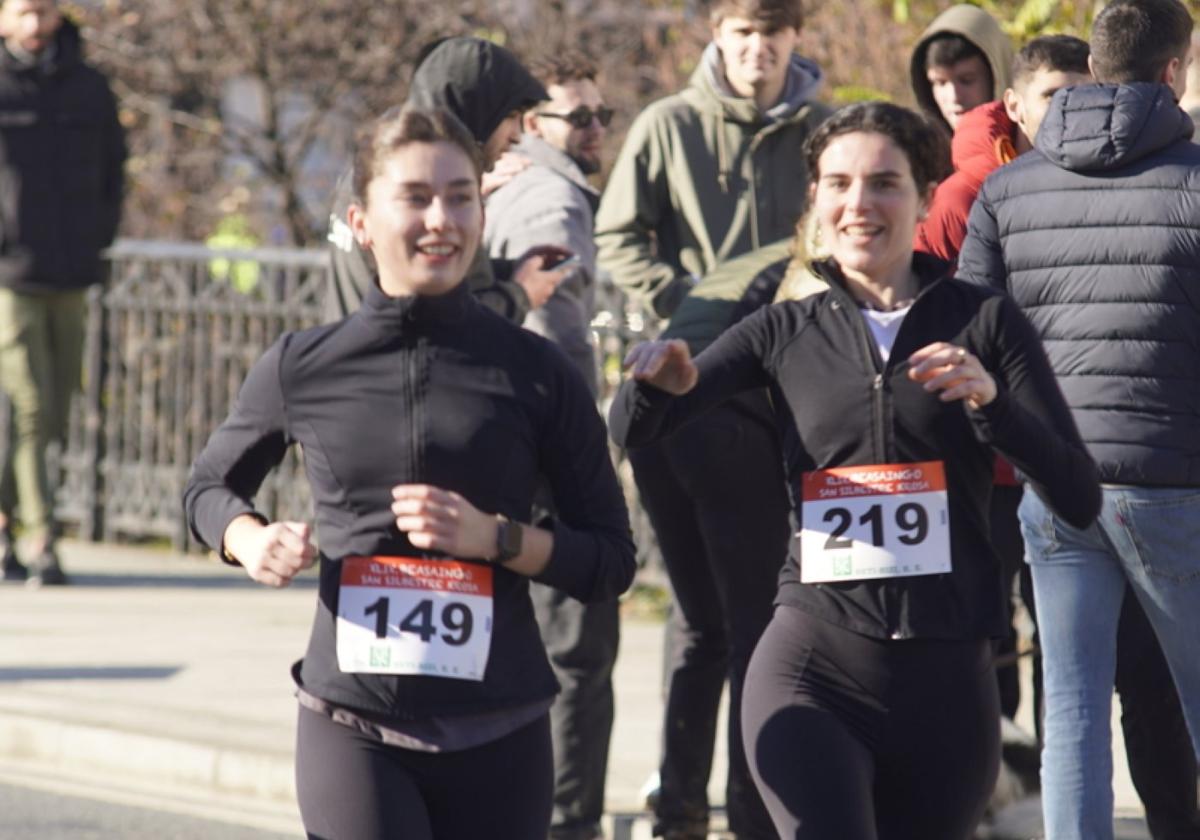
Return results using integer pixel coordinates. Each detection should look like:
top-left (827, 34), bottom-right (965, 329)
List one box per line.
top-left (536, 106), bottom-right (615, 129)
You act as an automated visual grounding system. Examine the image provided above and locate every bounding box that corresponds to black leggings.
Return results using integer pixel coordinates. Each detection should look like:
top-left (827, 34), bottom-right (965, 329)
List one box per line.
top-left (742, 606), bottom-right (1001, 840)
top-left (295, 705), bottom-right (553, 840)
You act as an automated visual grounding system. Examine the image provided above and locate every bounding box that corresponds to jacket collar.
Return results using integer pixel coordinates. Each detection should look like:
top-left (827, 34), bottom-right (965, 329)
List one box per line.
top-left (809, 252), bottom-right (955, 306)
top-left (513, 135), bottom-right (598, 200)
top-left (358, 277), bottom-right (473, 328)
top-left (1035, 82), bottom-right (1192, 172)
top-left (692, 42), bottom-right (824, 125)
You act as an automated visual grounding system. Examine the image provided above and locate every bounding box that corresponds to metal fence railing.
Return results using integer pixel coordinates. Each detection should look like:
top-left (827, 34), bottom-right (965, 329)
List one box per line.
top-left (4, 239), bottom-right (652, 553)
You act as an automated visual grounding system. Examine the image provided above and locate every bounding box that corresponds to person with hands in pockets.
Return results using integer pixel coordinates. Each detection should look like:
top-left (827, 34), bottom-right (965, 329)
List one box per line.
top-left (609, 102), bottom-right (1100, 840)
top-left (184, 106), bottom-right (635, 840)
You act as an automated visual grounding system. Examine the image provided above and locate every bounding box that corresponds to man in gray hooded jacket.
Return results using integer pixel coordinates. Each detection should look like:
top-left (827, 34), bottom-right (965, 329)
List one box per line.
top-left (484, 52), bottom-right (613, 840)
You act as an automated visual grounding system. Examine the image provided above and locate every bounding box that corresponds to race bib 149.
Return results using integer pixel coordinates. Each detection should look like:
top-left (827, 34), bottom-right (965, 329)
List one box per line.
top-left (336, 556), bottom-right (493, 681)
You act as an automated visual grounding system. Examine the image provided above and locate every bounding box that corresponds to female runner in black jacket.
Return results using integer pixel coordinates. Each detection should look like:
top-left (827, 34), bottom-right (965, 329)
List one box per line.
top-left (610, 102), bottom-right (1100, 840)
top-left (184, 107), bottom-right (635, 840)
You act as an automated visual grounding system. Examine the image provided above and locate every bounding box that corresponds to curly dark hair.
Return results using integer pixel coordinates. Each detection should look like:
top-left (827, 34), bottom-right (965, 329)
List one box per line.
top-left (527, 51), bottom-right (598, 88)
top-left (804, 102), bottom-right (952, 191)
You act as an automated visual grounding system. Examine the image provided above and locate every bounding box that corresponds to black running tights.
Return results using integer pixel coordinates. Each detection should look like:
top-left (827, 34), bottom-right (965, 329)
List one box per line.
top-left (742, 605), bottom-right (1001, 840)
top-left (295, 705), bottom-right (553, 840)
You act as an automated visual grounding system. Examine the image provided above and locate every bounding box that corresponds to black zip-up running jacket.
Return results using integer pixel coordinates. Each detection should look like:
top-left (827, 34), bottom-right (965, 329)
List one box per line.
top-left (611, 255), bottom-right (1099, 641)
top-left (185, 281), bottom-right (635, 719)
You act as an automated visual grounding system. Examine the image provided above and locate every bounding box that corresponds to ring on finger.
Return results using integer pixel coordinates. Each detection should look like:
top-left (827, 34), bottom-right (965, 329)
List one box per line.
top-left (956, 348), bottom-right (967, 364)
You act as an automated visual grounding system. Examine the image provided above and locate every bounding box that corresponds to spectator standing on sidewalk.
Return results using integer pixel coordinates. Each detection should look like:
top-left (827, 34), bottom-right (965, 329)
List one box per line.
top-left (1178, 31), bottom-right (1200, 132)
top-left (958, 2), bottom-right (1200, 837)
top-left (324, 36), bottom-right (570, 324)
top-left (595, 1), bottom-right (830, 836)
top-left (483, 52), bottom-right (615, 840)
top-left (909, 3), bottom-right (1013, 139)
top-left (0, 0), bottom-right (125, 586)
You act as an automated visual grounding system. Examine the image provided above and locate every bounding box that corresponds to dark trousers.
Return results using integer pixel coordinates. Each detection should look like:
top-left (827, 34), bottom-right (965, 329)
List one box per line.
top-left (743, 605), bottom-right (1000, 840)
top-left (530, 582), bottom-right (620, 840)
top-left (629, 398), bottom-right (789, 840)
top-left (1115, 590), bottom-right (1200, 840)
top-left (295, 705), bottom-right (553, 840)
top-left (991, 485), bottom-right (1039, 724)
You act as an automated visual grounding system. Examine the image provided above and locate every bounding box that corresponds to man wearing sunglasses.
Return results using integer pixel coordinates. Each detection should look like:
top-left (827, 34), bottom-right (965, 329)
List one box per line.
top-left (482, 52), bottom-right (616, 840)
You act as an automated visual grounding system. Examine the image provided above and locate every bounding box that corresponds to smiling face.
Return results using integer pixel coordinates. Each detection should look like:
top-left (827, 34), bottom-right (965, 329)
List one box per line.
top-left (348, 141), bottom-right (483, 298)
top-left (712, 15), bottom-right (799, 100)
top-left (813, 131), bottom-right (932, 291)
top-left (926, 55), bottom-right (992, 130)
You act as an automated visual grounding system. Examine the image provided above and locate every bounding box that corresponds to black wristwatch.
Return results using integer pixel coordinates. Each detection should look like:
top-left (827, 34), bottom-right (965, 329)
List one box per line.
top-left (493, 515), bottom-right (523, 565)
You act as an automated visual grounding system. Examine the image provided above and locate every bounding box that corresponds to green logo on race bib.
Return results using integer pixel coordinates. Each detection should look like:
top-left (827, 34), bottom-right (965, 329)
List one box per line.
top-left (832, 555), bottom-right (852, 577)
top-left (370, 646), bottom-right (391, 667)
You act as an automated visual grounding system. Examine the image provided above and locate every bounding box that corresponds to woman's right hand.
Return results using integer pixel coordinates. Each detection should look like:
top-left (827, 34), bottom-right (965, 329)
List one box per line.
top-left (222, 515), bottom-right (317, 588)
top-left (624, 339), bottom-right (699, 395)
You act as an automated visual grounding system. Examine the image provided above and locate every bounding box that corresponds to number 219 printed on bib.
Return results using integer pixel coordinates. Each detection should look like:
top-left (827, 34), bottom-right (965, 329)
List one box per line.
top-left (798, 461), bottom-right (951, 583)
top-left (336, 557), bottom-right (493, 681)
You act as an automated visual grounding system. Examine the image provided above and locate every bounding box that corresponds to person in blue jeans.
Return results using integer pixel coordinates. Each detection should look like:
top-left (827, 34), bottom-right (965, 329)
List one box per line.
top-left (957, 1), bottom-right (1200, 837)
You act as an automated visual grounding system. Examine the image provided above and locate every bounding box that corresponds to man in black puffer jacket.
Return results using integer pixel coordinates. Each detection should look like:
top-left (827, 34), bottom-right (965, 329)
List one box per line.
top-left (0, 1), bottom-right (125, 586)
top-left (959, 2), bottom-right (1200, 839)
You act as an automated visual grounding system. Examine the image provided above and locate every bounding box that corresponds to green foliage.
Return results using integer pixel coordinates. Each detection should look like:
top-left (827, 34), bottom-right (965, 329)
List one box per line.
top-left (832, 85), bottom-right (894, 104)
top-left (890, 0), bottom-right (1093, 41)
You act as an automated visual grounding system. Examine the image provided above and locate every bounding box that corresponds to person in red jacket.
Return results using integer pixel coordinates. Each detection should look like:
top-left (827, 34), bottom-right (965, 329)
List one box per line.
top-left (914, 36), bottom-right (1090, 263)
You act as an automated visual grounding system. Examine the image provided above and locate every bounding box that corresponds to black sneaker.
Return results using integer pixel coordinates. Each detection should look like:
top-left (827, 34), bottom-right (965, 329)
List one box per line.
top-left (27, 549), bottom-right (67, 587)
top-left (0, 533), bottom-right (26, 582)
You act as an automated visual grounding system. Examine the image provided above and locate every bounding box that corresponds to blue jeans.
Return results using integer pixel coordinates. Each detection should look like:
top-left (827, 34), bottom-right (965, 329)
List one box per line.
top-left (1019, 487), bottom-right (1200, 840)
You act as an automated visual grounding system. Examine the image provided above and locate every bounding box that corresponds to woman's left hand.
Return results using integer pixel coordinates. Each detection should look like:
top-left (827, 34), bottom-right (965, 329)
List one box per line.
top-left (391, 484), bottom-right (497, 559)
top-left (907, 342), bottom-right (997, 410)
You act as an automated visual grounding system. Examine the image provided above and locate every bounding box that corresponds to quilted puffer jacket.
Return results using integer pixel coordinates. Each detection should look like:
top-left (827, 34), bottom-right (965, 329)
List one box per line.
top-left (958, 82), bottom-right (1200, 486)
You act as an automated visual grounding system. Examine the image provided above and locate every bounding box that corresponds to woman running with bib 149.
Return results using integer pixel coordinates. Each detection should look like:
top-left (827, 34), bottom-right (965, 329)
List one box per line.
top-left (184, 106), bottom-right (635, 840)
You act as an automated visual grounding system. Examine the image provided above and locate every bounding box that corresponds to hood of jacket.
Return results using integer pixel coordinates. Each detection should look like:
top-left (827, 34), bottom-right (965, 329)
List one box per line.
top-left (690, 41), bottom-right (824, 125)
top-left (1035, 82), bottom-right (1193, 172)
top-left (910, 4), bottom-right (1013, 134)
top-left (407, 37), bottom-right (547, 145)
top-left (512, 134), bottom-right (598, 204)
top-left (0, 16), bottom-right (83, 76)
top-left (952, 100), bottom-right (1018, 188)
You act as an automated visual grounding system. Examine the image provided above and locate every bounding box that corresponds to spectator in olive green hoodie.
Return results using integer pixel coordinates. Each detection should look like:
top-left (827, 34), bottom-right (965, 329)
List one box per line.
top-left (597, 3), bottom-right (829, 839)
top-left (594, 0), bottom-right (831, 320)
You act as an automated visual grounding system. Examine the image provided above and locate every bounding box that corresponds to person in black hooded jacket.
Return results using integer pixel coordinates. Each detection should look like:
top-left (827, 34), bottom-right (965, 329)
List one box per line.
top-left (324, 36), bottom-right (571, 324)
top-left (0, 1), bottom-right (125, 585)
top-left (612, 102), bottom-right (1100, 839)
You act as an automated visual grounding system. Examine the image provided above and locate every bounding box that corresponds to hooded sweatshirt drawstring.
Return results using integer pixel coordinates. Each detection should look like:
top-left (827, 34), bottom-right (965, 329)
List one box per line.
top-left (717, 114), bottom-right (731, 193)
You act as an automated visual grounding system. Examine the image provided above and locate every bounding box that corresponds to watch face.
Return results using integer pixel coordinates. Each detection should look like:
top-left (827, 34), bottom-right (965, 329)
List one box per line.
top-left (500, 519), bottom-right (523, 560)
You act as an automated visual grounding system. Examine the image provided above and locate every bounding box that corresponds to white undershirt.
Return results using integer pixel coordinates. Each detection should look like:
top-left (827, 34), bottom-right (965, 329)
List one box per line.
top-left (861, 305), bottom-right (912, 364)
